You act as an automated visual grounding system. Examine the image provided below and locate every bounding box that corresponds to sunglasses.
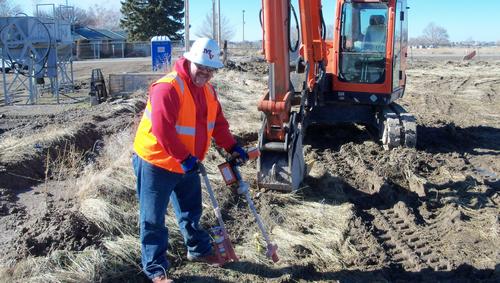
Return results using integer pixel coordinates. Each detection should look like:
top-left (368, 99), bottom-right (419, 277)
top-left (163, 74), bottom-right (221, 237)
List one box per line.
top-left (194, 63), bottom-right (217, 73)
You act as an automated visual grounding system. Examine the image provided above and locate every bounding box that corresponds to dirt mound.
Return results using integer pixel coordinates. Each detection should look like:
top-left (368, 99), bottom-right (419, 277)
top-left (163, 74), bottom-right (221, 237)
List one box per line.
top-left (15, 209), bottom-right (101, 258)
top-left (0, 96), bottom-right (145, 263)
top-left (225, 58), bottom-right (268, 74)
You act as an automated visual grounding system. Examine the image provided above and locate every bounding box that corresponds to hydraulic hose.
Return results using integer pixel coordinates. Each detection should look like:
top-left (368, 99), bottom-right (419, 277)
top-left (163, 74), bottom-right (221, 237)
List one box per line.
top-left (288, 3), bottom-right (299, 52)
top-left (320, 8), bottom-right (326, 40)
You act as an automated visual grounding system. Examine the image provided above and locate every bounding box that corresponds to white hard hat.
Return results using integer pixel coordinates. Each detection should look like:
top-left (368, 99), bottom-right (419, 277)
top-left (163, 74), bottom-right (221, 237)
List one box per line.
top-left (183, 37), bottom-right (224, 69)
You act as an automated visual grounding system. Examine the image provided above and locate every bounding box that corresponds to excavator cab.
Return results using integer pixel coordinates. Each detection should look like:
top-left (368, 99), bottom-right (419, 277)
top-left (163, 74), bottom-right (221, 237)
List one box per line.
top-left (257, 0), bottom-right (415, 191)
top-left (340, 10), bottom-right (388, 84)
top-left (331, 0), bottom-right (408, 101)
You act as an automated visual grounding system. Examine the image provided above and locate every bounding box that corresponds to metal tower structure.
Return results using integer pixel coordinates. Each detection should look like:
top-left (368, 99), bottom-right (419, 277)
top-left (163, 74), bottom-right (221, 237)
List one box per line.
top-left (0, 4), bottom-right (75, 105)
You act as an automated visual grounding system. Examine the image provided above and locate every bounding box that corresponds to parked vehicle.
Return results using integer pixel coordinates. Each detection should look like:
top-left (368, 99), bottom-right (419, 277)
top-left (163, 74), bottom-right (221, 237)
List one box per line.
top-left (1, 59), bottom-right (12, 73)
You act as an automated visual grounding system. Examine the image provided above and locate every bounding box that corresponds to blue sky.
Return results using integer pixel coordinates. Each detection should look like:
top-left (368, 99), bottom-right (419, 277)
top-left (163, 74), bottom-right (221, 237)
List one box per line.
top-left (18, 0), bottom-right (500, 42)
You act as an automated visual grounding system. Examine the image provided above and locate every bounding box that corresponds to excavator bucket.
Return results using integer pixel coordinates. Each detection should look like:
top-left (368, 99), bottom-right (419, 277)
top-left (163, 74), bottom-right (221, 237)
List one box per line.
top-left (257, 120), bottom-right (305, 191)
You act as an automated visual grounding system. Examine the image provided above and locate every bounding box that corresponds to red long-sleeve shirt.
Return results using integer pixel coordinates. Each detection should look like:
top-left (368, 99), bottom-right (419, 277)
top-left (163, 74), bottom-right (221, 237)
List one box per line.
top-left (149, 57), bottom-right (236, 163)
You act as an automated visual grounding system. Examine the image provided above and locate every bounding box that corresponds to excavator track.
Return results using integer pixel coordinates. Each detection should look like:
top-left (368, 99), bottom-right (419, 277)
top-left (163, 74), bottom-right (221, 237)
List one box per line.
top-left (381, 106), bottom-right (417, 150)
top-left (401, 113), bottom-right (417, 148)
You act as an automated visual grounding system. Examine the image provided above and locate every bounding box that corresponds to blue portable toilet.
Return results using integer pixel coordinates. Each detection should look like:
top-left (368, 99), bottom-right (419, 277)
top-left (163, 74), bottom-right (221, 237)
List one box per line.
top-left (151, 36), bottom-right (172, 71)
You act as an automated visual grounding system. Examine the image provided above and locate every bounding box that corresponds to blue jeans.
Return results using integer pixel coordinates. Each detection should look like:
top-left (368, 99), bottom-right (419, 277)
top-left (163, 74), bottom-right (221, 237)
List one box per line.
top-left (132, 154), bottom-right (212, 279)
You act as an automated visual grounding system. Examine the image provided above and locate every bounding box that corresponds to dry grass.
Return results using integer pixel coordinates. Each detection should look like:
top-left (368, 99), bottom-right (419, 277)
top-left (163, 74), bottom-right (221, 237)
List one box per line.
top-left (0, 127), bottom-right (151, 282)
top-left (0, 249), bottom-right (104, 283)
top-left (409, 46), bottom-right (500, 56)
top-left (0, 236), bottom-right (145, 283)
top-left (77, 130), bottom-right (136, 200)
top-left (77, 128), bottom-right (140, 237)
top-left (212, 69), bottom-right (264, 135)
top-left (0, 124), bottom-right (76, 162)
top-left (236, 192), bottom-right (355, 270)
top-left (49, 142), bottom-right (88, 180)
top-left (80, 198), bottom-right (136, 235)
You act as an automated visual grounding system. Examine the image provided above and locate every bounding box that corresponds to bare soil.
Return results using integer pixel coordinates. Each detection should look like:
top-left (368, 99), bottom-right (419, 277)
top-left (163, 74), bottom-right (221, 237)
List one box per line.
top-left (0, 48), bottom-right (498, 282)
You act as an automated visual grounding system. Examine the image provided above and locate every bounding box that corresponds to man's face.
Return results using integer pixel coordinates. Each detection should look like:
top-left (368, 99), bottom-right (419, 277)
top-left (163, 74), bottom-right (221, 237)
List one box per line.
top-left (189, 62), bottom-right (216, 87)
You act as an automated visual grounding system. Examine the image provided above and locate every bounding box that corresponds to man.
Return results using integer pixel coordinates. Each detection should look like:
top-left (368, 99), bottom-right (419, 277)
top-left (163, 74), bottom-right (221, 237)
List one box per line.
top-left (363, 15), bottom-right (387, 52)
top-left (132, 37), bottom-right (248, 283)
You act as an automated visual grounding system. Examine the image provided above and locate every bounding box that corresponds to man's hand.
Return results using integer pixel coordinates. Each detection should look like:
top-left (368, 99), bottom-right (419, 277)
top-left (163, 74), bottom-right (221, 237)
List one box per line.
top-left (181, 155), bottom-right (199, 174)
top-left (230, 145), bottom-right (249, 165)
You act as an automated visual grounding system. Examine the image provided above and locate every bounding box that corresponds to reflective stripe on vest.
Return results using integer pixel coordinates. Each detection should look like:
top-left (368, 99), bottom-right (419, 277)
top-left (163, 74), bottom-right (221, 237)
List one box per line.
top-left (133, 71), bottom-right (219, 173)
top-left (143, 108), bottom-right (196, 136)
top-left (175, 125), bottom-right (196, 136)
top-left (208, 122), bottom-right (215, 130)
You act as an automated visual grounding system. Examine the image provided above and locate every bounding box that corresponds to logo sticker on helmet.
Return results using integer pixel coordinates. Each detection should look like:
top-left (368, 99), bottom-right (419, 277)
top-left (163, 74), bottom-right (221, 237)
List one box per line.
top-left (203, 48), bottom-right (214, 59)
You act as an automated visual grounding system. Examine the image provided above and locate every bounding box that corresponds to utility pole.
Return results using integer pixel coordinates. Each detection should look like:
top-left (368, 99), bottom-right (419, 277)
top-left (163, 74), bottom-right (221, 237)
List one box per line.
top-left (217, 0), bottom-right (221, 47)
top-left (212, 0), bottom-right (216, 40)
top-left (242, 9), bottom-right (245, 42)
top-left (184, 0), bottom-right (190, 52)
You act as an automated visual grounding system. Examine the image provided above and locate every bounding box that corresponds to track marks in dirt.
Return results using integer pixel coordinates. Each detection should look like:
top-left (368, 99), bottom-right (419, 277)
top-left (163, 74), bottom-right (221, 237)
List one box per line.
top-left (473, 78), bottom-right (500, 97)
top-left (452, 76), bottom-right (471, 96)
top-left (407, 60), bottom-right (500, 127)
top-left (305, 133), bottom-right (499, 279)
top-left (315, 143), bottom-right (446, 270)
top-left (369, 203), bottom-right (451, 272)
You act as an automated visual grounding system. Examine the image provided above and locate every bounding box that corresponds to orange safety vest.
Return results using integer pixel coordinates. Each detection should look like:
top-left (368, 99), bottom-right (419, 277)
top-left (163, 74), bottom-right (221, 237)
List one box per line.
top-left (133, 71), bottom-right (219, 173)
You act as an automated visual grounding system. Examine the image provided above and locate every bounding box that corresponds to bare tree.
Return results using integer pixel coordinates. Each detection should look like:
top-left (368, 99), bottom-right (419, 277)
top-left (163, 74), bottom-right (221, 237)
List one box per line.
top-left (463, 37), bottom-right (476, 47)
top-left (86, 4), bottom-right (121, 30)
top-left (35, 6), bottom-right (91, 25)
top-left (409, 36), bottom-right (425, 47)
top-left (0, 0), bottom-right (21, 16)
top-left (63, 5), bottom-right (121, 30)
top-left (422, 22), bottom-right (450, 47)
top-left (289, 25), bottom-right (299, 45)
top-left (325, 24), bottom-right (334, 40)
top-left (195, 13), bottom-right (236, 42)
top-left (32, 4), bottom-right (120, 31)
top-left (73, 7), bottom-right (96, 27)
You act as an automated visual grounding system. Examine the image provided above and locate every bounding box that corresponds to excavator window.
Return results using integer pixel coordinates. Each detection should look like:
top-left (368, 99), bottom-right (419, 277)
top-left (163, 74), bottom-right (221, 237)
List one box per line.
top-left (339, 2), bottom-right (388, 84)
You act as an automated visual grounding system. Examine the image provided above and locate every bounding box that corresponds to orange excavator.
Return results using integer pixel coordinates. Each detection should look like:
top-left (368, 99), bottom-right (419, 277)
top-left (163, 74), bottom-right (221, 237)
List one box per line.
top-left (258, 0), bottom-right (415, 191)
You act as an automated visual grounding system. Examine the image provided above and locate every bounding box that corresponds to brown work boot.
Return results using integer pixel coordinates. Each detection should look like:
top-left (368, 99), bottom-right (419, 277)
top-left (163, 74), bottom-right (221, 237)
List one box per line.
top-left (187, 250), bottom-right (223, 267)
top-left (152, 275), bottom-right (174, 283)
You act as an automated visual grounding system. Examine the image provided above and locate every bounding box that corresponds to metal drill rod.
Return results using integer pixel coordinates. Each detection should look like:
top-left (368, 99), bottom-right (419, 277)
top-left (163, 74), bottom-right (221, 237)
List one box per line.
top-left (199, 163), bottom-right (227, 231)
top-left (233, 165), bottom-right (278, 262)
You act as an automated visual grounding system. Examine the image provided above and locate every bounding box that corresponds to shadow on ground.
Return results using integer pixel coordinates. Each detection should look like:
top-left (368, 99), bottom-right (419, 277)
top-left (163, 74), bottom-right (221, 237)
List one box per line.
top-left (418, 124), bottom-right (500, 155)
top-left (163, 262), bottom-right (499, 283)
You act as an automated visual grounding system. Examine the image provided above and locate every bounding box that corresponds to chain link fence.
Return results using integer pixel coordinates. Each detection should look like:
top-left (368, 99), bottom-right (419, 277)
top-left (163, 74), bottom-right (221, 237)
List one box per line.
top-left (73, 40), bottom-right (262, 60)
top-left (74, 40), bottom-right (186, 60)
